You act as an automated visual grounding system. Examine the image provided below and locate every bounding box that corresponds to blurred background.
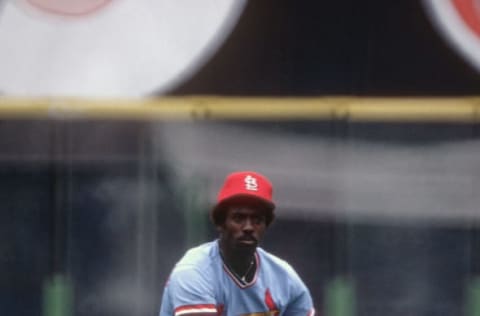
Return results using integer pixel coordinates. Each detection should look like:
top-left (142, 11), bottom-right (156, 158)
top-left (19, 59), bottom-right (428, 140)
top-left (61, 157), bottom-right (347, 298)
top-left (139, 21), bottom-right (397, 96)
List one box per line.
top-left (1, 1), bottom-right (480, 316)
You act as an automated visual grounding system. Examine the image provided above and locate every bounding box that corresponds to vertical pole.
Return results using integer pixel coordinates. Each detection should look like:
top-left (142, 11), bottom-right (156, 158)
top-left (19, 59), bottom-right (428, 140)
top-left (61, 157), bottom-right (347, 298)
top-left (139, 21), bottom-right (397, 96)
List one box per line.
top-left (325, 222), bottom-right (355, 316)
top-left (44, 120), bottom-right (73, 316)
top-left (183, 176), bottom-right (208, 248)
top-left (136, 122), bottom-right (160, 316)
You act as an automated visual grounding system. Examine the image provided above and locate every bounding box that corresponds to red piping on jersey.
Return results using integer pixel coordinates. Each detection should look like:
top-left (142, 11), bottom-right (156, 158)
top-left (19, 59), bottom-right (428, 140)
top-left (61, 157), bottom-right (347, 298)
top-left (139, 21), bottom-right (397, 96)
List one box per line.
top-left (222, 252), bottom-right (260, 289)
top-left (174, 304), bottom-right (217, 316)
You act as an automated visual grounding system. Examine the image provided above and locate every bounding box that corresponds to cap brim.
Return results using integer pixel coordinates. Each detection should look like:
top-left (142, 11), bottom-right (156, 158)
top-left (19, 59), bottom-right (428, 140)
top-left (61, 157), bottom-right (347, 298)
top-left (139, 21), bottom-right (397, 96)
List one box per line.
top-left (211, 193), bottom-right (275, 225)
top-left (215, 193), bottom-right (274, 210)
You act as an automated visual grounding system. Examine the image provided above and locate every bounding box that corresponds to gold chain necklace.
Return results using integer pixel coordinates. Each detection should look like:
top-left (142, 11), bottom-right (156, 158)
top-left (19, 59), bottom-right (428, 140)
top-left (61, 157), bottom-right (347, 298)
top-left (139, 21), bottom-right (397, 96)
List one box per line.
top-left (220, 251), bottom-right (256, 283)
top-left (238, 259), bottom-right (255, 283)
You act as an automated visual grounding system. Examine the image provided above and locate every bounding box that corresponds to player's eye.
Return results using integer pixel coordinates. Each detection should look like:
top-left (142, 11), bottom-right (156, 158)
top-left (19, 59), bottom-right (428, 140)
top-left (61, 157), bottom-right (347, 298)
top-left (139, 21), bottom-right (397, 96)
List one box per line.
top-left (253, 215), bottom-right (266, 225)
top-left (231, 213), bottom-right (245, 223)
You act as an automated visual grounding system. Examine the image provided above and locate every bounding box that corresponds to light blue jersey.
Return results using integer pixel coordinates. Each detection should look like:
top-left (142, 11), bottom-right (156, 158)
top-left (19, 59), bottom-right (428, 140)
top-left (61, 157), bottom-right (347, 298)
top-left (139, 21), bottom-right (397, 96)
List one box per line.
top-left (160, 240), bottom-right (315, 316)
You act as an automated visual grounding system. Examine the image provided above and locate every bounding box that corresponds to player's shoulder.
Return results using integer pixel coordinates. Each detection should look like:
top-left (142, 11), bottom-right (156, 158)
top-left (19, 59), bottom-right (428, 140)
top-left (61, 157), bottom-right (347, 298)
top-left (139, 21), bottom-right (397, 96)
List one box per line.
top-left (172, 240), bottom-right (219, 274)
top-left (257, 247), bottom-right (308, 291)
top-left (164, 241), bottom-right (221, 292)
top-left (176, 241), bottom-right (217, 267)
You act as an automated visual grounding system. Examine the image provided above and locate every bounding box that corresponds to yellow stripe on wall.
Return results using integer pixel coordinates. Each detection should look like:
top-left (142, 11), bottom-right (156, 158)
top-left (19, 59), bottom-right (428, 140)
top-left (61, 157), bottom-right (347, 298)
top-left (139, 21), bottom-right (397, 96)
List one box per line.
top-left (0, 96), bottom-right (479, 122)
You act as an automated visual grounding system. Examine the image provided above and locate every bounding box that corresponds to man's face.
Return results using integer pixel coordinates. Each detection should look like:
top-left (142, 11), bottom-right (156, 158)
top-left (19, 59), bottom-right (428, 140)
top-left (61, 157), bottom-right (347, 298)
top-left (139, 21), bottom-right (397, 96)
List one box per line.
top-left (218, 203), bottom-right (267, 252)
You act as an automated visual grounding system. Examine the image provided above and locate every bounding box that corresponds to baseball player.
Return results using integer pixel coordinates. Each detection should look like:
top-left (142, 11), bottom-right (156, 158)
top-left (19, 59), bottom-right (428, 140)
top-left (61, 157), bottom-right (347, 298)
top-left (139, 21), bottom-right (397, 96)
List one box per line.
top-left (159, 171), bottom-right (315, 316)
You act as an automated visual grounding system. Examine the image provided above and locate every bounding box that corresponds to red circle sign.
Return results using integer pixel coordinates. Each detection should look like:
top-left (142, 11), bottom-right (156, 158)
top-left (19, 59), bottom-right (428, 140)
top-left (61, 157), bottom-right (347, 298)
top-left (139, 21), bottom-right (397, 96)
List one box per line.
top-left (26, 0), bottom-right (112, 16)
top-left (452, 0), bottom-right (480, 36)
top-left (424, 0), bottom-right (480, 72)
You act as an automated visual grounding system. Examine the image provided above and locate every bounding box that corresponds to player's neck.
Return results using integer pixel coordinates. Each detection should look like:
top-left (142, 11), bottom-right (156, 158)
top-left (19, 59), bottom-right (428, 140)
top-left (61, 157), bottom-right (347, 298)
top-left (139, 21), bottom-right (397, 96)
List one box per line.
top-left (219, 246), bottom-right (256, 284)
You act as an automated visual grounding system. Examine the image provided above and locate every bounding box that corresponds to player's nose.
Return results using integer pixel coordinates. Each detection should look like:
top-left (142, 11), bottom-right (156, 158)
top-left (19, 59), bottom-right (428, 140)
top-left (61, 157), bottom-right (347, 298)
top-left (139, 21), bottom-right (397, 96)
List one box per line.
top-left (243, 218), bottom-right (254, 232)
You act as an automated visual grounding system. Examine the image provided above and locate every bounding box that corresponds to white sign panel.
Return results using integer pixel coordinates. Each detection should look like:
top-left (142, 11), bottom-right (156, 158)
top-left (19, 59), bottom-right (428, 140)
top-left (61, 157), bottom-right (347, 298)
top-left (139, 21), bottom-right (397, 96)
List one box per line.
top-left (0, 0), bottom-right (246, 97)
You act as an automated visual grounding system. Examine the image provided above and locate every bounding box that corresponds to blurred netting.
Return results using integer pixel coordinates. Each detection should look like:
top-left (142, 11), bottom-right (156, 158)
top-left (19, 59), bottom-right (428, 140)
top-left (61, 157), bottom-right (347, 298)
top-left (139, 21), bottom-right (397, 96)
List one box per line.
top-left (0, 97), bottom-right (479, 316)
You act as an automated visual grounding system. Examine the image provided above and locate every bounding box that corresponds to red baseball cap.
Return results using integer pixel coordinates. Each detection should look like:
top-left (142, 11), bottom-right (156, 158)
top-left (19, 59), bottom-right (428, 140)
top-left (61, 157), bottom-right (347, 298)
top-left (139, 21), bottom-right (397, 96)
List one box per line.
top-left (211, 171), bottom-right (276, 226)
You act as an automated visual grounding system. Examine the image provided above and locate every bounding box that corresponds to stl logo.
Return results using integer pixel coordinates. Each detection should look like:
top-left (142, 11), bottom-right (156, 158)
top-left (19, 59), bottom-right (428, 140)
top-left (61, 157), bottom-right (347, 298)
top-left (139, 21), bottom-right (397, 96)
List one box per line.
top-left (22, 0), bottom-right (112, 16)
top-left (244, 175), bottom-right (259, 191)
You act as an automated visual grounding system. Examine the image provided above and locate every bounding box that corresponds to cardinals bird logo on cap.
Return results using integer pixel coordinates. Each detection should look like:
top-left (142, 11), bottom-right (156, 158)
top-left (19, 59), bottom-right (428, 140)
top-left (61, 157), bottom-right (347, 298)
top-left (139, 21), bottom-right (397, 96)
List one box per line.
top-left (244, 175), bottom-right (258, 191)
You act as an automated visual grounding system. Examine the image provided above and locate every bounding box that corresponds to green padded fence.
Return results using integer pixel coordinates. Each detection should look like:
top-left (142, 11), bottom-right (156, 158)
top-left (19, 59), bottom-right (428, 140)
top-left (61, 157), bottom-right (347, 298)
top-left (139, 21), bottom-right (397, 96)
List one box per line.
top-left (466, 277), bottom-right (480, 316)
top-left (325, 277), bottom-right (355, 316)
top-left (43, 274), bottom-right (73, 316)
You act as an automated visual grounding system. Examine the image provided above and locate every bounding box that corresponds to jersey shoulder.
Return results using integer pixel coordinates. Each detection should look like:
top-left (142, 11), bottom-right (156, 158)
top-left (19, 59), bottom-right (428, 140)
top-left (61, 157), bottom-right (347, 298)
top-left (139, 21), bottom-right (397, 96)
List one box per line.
top-left (172, 241), bottom-right (219, 276)
top-left (162, 242), bottom-right (220, 315)
top-left (256, 247), bottom-right (306, 286)
top-left (257, 247), bottom-right (313, 306)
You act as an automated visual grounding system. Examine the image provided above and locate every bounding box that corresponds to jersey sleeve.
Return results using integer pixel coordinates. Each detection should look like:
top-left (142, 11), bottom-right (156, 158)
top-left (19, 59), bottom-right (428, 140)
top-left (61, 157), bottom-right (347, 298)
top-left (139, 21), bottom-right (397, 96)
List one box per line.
top-left (284, 288), bottom-right (315, 316)
top-left (159, 266), bottom-right (218, 316)
top-left (284, 268), bottom-right (315, 316)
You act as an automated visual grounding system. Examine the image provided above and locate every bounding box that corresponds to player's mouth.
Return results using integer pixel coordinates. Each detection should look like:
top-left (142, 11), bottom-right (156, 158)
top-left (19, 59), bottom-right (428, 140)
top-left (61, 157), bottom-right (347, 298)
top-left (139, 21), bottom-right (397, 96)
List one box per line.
top-left (238, 237), bottom-right (257, 246)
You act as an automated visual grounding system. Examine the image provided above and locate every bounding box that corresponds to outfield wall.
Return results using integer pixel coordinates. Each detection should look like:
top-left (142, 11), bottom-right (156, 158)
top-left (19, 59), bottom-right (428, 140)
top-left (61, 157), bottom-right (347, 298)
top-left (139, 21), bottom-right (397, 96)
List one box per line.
top-left (1, 97), bottom-right (479, 316)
